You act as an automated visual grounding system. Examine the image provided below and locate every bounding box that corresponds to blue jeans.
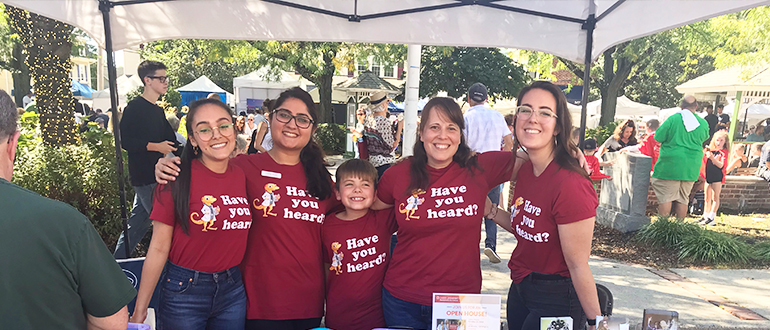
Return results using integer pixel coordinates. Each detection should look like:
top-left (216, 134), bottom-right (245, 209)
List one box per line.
top-left (382, 288), bottom-right (432, 330)
top-left (158, 262), bottom-right (247, 330)
top-left (507, 273), bottom-right (586, 330)
top-left (114, 183), bottom-right (156, 258)
top-left (485, 185), bottom-right (502, 251)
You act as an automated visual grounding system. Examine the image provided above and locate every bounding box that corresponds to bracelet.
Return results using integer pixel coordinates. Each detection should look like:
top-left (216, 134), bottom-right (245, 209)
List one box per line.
top-left (587, 318), bottom-right (596, 326)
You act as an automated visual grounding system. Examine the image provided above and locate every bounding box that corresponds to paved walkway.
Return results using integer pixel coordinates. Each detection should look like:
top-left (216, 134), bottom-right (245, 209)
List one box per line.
top-left (480, 228), bottom-right (770, 329)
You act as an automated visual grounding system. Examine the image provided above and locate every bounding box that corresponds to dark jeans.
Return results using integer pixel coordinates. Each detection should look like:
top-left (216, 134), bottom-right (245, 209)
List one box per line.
top-left (244, 318), bottom-right (322, 330)
top-left (382, 288), bottom-right (432, 330)
top-left (114, 183), bottom-right (156, 258)
top-left (507, 273), bottom-right (586, 330)
top-left (158, 262), bottom-right (247, 330)
top-left (485, 184), bottom-right (502, 251)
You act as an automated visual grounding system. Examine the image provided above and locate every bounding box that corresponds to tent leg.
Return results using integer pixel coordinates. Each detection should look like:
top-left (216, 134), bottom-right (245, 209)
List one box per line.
top-left (100, 0), bottom-right (130, 259)
top-left (402, 44), bottom-right (421, 157)
top-left (579, 13), bottom-right (596, 147)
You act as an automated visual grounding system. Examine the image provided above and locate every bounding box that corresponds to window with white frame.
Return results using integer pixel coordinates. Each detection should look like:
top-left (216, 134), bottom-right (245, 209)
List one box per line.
top-left (371, 61), bottom-right (381, 76)
top-left (384, 65), bottom-right (394, 78)
top-left (357, 62), bottom-right (368, 73)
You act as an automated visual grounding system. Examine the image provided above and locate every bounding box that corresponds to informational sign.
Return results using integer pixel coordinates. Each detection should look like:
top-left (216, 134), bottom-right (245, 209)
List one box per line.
top-left (432, 293), bottom-right (501, 330)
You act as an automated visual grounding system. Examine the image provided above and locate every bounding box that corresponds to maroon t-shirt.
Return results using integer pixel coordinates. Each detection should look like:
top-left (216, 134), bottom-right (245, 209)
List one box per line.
top-left (507, 161), bottom-right (598, 283)
top-left (151, 159), bottom-right (251, 273)
top-left (232, 152), bottom-right (337, 320)
top-left (322, 209), bottom-right (397, 330)
top-left (377, 151), bottom-right (515, 305)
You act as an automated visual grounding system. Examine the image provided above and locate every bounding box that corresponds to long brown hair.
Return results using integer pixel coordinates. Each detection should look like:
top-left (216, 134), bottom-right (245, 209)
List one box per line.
top-left (270, 87), bottom-right (333, 200)
top-left (514, 81), bottom-right (588, 179)
top-left (407, 97), bottom-right (480, 193)
top-left (613, 119), bottom-right (638, 143)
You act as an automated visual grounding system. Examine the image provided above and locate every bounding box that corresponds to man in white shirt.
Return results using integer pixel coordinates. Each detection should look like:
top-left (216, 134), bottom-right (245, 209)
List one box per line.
top-left (22, 91), bottom-right (33, 108)
top-left (463, 82), bottom-right (513, 263)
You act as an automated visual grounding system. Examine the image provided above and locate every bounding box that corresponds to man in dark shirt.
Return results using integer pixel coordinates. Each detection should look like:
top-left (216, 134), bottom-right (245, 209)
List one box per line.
top-left (0, 89), bottom-right (136, 330)
top-left (113, 60), bottom-right (178, 258)
top-left (716, 104), bottom-right (730, 131)
top-left (703, 105), bottom-right (718, 135)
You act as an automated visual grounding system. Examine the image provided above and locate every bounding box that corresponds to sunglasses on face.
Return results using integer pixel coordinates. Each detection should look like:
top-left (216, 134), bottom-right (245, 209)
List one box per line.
top-left (272, 108), bottom-right (314, 129)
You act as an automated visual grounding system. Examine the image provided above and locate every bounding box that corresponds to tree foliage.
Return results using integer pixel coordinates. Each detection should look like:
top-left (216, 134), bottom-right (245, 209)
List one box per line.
top-left (140, 39), bottom-right (259, 94)
top-left (419, 46), bottom-right (529, 101)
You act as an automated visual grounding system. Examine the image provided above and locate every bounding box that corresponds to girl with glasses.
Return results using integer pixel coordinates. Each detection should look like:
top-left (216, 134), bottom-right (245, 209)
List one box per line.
top-left (155, 88), bottom-right (337, 330)
top-left (485, 81), bottom-right (601, 330)
top-left (131, 98), bottom-right (250, 330)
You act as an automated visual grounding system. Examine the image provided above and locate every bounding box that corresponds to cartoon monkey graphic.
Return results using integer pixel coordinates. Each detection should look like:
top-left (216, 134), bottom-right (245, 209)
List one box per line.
top-left (190, 195), bottom-right (220, 231)
top-left (398, 189), bottom-right (425, 221)
top-left (253, 183), bottom-right (280, 217)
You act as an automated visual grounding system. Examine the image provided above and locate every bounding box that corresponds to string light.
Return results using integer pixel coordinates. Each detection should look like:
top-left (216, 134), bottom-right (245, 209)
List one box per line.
top-left (7, 6), bottom-right (79, 146)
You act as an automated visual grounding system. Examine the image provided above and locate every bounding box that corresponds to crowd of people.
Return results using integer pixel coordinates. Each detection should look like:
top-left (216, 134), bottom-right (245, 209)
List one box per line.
top-left (3, 58), bottom-right (770, 330)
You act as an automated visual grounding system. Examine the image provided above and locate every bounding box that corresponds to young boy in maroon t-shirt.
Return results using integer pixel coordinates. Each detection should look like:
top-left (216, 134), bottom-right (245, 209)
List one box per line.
top-left (322, 159), bottom-right (396, 330)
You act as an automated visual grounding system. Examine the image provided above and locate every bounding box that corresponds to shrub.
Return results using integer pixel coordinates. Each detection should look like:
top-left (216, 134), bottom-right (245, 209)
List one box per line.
top-left (752, 242), bottom-right (770, 261)
top-left (12, 125), bottom-right (133, 247)
top-left (585, 121), bottom-right (619, 145)
top-left (315, 123), bottom-right (347, 155)
top-left (635, 216), bottom-right (700, 249)
top-left (678, 230), bottom-right (750, 264)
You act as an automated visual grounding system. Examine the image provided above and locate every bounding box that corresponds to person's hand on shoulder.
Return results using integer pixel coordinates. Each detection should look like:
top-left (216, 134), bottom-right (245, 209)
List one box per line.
top-left (155, 157), bottom-right (181, 184)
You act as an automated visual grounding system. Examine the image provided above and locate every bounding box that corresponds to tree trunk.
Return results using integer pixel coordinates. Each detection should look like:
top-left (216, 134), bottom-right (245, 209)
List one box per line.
top-left (11, 42), bottom-right (31, 108)
top-left (318, 73), bottom-right (334, 123)
top-left (8, 7), bottom-right (78, 146)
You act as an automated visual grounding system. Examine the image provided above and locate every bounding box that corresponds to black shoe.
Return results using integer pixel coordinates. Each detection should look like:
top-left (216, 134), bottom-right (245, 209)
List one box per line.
top-left (484, 248), bottom-right (501, 263)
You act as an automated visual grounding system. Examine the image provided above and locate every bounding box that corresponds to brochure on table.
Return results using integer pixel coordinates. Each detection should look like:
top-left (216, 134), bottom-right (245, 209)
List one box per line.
top-left (432, 293), bottom-right (500, 330)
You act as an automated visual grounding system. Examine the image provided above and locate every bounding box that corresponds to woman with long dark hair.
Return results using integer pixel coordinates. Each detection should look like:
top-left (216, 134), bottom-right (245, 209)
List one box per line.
top-left (485, 81), bottom-right (601, 330)
top-left (130, 98), bottom-right (250, 329)
top-left (372, 97), bottom-right (525, 329)
top-left (155, 87), bottom-right (336, 330)
top-left (596, 119), bottom-right (637, 158)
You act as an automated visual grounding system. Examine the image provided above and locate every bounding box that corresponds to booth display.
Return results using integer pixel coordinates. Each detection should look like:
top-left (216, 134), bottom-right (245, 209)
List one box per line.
top-left (233, 68), bottom-right (307, 113)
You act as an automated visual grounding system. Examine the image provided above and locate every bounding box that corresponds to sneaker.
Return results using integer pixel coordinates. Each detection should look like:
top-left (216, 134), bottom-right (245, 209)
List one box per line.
top-left (484, 247), bottom-right (501, 263)
top-left (700, 218), bottom-right (714, 226)
top-left (697, 217), bottom-right (708, 224)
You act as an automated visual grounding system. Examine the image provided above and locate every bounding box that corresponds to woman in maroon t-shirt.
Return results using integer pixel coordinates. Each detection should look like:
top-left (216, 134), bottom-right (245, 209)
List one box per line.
top-left (485, 81), bottom-right (601, 330)
top-left (373, 97), bottom-right (524, 329)
top-left (131, 98), bottom-right (251, 329)
top-left (155, 88), bottom-right (336, 330)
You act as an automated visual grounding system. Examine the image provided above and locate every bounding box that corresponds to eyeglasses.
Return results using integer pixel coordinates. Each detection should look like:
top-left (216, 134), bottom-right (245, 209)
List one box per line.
top-left (272, 108), bottom-right (314, 129)
top-left (516, 106), bottom-right (558, 120)
top-left (356, 113), bottom-right (365, 116)
top-left (147, 75), bottom-right (169, 83)
top-left (195, 123), bottom-right (234, 141)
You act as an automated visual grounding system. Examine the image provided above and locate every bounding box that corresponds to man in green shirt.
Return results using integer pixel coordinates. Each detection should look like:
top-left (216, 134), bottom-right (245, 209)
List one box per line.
top-left (651, 95), bottom-right (709, 218)
top-left (0, 89), bottom-right (136, 330)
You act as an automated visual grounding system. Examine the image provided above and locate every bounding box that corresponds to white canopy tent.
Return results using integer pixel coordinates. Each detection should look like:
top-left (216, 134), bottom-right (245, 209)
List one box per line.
top-left (233, 68), bottom-right (307, 112)
top-left (587, 95), bottom-right (661, 121)
top-left (177, 75), bottom-right (234, 107)
top-left (11, 0), bottom-right (767, 257)
top-left (91, 74), bottom-right (143, 111)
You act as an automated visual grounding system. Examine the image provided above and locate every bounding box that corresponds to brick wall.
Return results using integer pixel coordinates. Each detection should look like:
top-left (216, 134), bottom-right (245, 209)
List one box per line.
top-left (509, 176), bottom-right (770, 214)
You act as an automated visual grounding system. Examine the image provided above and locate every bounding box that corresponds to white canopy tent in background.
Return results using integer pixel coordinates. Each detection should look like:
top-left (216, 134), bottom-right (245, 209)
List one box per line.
top-left (233, 68), bottom-right (307, 113)
top-left (676, 65), bottom-right (770, 141)
top-left (10, 0), bottom-right (767, 257)
top-left (587, 95), bottom-right (660, 121)
top-left (177, 75), bottom-right (234, 107)
top-left (92, 74), bottom-right (143, 111)
top-left (725, 102), bottom-right (770, 129)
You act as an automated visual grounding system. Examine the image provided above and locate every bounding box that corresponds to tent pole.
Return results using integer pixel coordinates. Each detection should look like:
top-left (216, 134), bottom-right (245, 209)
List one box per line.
top-left (99, 0), bottom-right (130, 259)
top-left (402, 44), bottom-right (421, 157)
top-left (579, 13), bottom-right (596, 147)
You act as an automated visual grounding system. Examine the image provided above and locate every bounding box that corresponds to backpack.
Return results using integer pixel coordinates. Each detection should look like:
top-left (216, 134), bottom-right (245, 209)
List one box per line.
top-left (363, 126), bottom-right (392, 157)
